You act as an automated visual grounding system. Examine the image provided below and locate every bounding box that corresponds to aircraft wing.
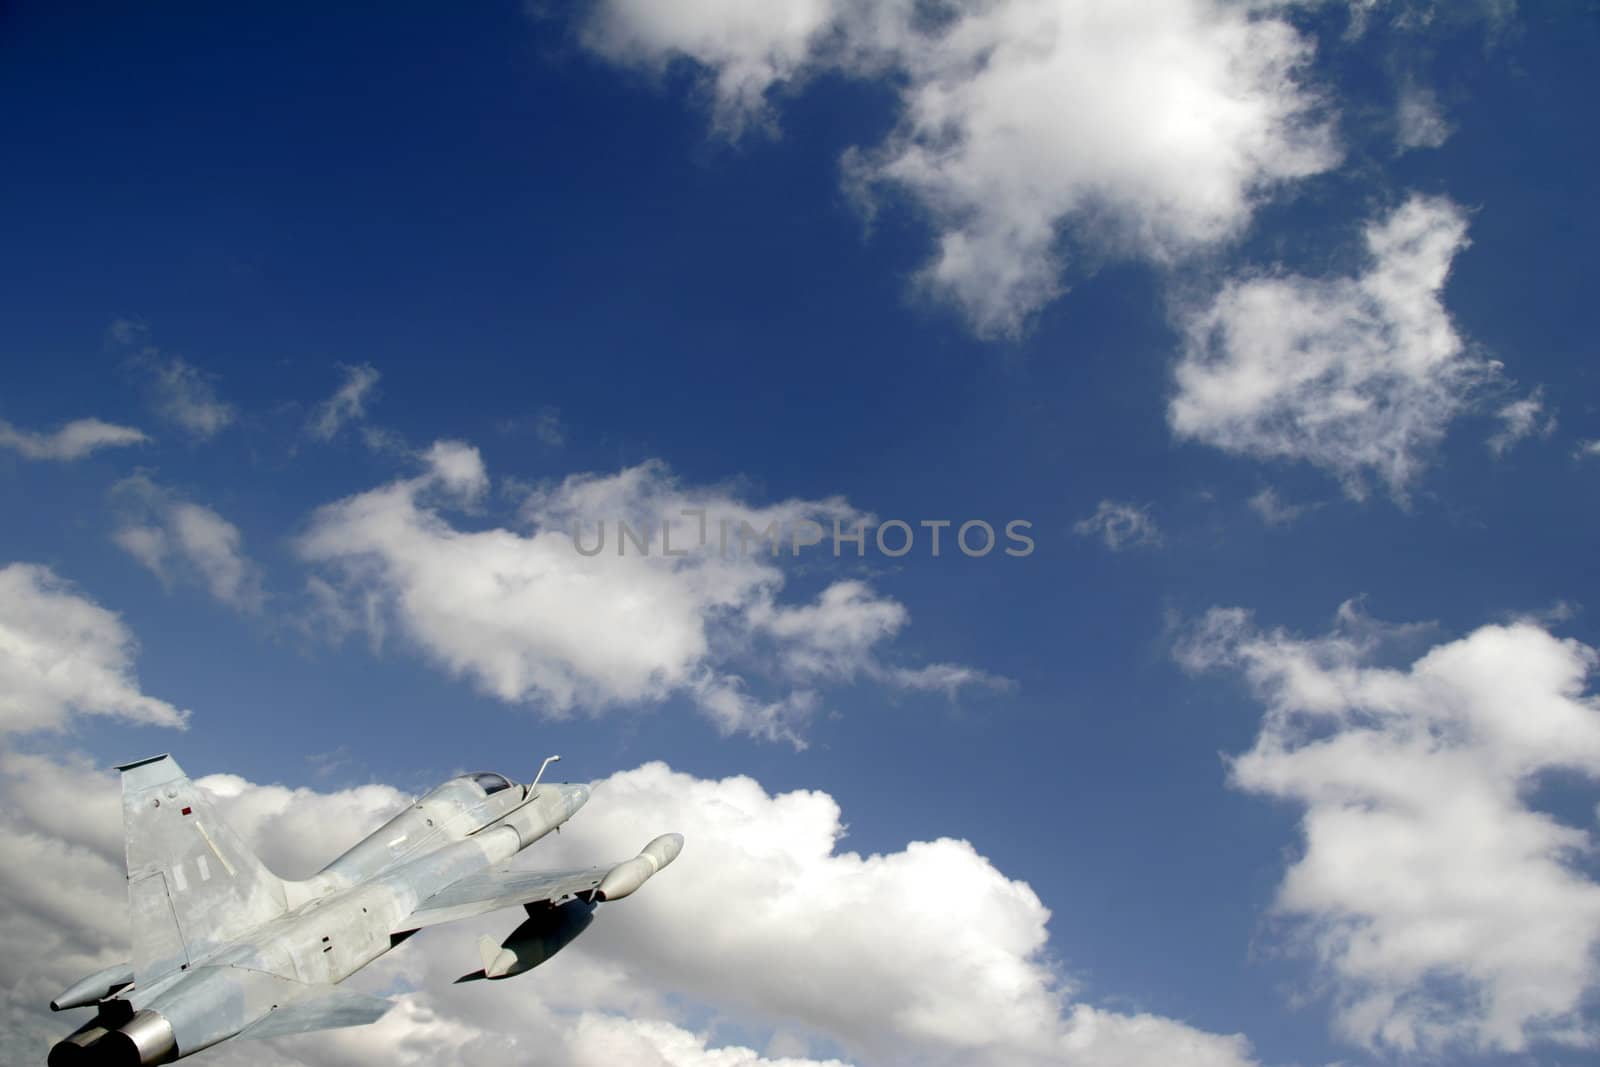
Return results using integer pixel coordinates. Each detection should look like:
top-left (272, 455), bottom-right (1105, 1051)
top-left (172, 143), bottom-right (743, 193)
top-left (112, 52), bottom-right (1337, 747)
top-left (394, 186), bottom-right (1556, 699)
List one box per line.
top-left (238, 986), bottom-right (394, 1041)
top-left (400, 866), bottom-right (609, 929)
top-left (238, 985), bottom-right (398, 1043)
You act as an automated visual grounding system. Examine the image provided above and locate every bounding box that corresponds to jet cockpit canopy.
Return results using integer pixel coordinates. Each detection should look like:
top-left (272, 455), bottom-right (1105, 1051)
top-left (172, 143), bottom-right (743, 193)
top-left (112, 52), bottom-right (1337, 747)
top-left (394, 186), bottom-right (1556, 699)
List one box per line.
top-left (467, 771), bottom-right (513, 795)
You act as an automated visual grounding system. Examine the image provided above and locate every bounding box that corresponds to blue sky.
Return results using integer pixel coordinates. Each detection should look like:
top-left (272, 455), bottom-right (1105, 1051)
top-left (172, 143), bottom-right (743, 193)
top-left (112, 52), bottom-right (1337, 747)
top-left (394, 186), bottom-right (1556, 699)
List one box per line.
top-left (4, 3), bottom-right (1600, 1066)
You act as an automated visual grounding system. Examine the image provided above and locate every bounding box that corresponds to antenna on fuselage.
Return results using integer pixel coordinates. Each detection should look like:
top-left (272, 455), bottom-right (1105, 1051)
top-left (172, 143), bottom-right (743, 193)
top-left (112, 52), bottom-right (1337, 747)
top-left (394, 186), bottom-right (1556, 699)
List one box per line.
top-left (528, 754), bottom-right (561, 797)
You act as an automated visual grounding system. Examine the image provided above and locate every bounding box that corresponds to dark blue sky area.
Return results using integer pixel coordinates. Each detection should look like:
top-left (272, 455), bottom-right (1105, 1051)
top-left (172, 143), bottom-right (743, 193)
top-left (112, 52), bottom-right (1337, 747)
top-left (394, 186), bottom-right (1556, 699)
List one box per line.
top-left (3, 4), bottom-right (1600, 1066)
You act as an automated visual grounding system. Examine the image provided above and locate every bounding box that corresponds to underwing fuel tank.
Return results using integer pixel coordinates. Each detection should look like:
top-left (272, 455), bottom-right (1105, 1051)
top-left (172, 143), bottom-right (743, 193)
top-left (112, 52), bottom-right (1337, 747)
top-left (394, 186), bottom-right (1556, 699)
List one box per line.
top-left (480, 899), bottom-right (595, 979)
top-left (595, 833), bottom-right (684, 901)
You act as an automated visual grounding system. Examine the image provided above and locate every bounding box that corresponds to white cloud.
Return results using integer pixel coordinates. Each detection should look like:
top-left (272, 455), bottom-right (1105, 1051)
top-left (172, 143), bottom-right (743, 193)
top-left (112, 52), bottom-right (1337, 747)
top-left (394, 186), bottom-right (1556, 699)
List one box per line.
top-left (308, 364), bottom-right (381, 442)
top-left (531, 406), bottom-right (564, 447)
top-left (519, 762), bottom-right (1258, 1067)
top-left (494, 407), bottom-right (566, 448)
top-left (298, 445), bottom-right (995, 744)
top-left (111, 475), bottom-right (265, 612)
top-left (0, 563), bottom-right (188, 734)
top-left (582, 0), bottom-right (1338, 335)
top-left (0, 417), bottom-right (147, 461)
top-left (752, 579), bottom-right (915, 680)
top-left (1488, 388), bottom-right (1553, 456)
top-left (193, 772), bottom-right (410, 881)
top-left (419, 439), bottom-right (489, 499)
top-left (1170, 195), bottom-right (1497, 499)
top-left (747, 583), bottom-right (1004, 698)
top-left (145, 356), bottom-right (235, 439)
top-left (212, 998), bottom-right (862, 1067)
top-left (107, 317), bottom-right (146, 346)
top-left (581, 0), bottom-right (838, 135)
top-left (1, 754), bottom-right (1259, 1067)
top-left (1179, 602), bottom-right (1600, 1054)
top-left (1073, 500), bottom-right (1161, 551)
top-left (1395, 83), bottom-right (1451, 150)
top-left (110, 320), bottom-right (235, 439)
top-left (1578, 439), bottom-right (1600, 460)
top-left (0, 751), bottom-right (131, 1061)
top-left (1246, 487), bottom-right (1320, 528)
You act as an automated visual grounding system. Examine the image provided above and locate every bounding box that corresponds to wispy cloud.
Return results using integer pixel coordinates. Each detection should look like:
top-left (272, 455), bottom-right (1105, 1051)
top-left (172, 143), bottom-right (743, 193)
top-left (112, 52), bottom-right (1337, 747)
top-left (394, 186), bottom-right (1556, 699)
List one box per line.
top-left (307, 363), bottom-right (381, 441)
top-left (110, 319), bottom-right (235, 440)
top-left (1395, 83), bottom-right (1452, 151)
top-left (1247, 487), bottom-right (1320, 528)
top-left (1073, 500), bottom-right (1161, 551)
top-left (0, 417), bottom-right (146, 461)
top-left (1488, 388), bottom-right (1554, 456)
top-left (498, 405), bottom-right (565, 447)
top-left (531, 406), bottom-right (563, 447)
top-left (146, 357), bottom-right (234, 439)
top-left (111, 474), bottom-right (265, 613)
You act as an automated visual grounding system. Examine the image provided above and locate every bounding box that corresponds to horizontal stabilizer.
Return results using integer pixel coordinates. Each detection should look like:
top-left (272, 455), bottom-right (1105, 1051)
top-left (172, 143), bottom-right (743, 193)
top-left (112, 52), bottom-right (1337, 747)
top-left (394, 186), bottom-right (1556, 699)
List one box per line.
top-left (238, 987), bottom-right (394, 1040)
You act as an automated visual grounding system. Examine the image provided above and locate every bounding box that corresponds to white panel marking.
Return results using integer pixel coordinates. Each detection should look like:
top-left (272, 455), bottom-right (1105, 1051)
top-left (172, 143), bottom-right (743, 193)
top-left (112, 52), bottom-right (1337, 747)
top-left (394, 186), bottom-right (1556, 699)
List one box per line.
top-left (197, 854), bottom-right (211, 882)
top-left (194, 822), bottom-right (235, 877)
top-left (171, 863), bottom-right (188, 893)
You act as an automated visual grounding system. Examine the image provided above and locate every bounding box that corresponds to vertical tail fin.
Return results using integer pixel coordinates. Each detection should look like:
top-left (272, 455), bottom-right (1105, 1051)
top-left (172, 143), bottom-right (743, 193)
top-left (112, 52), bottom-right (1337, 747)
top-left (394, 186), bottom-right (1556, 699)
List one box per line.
top-left (119, 755), bottom-right (288, 985)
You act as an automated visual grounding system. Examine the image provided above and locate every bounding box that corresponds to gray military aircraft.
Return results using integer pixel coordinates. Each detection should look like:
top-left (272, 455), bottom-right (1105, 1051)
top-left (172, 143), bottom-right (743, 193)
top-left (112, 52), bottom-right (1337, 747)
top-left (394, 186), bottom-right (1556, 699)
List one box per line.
top-left (47, 754), bottom-right (683, 1065)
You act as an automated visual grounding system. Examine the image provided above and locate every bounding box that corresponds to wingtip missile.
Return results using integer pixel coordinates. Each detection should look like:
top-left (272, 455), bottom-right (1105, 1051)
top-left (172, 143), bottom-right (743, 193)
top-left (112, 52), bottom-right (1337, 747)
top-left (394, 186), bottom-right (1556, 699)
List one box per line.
top-left (51, 962), bottom-right (134, 1012)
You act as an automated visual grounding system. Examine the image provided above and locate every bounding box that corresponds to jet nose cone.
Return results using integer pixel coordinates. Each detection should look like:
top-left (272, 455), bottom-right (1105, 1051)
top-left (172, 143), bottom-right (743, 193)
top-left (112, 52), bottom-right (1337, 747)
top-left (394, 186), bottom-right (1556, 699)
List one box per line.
top-left (560, 783), bottom-right (590, 816)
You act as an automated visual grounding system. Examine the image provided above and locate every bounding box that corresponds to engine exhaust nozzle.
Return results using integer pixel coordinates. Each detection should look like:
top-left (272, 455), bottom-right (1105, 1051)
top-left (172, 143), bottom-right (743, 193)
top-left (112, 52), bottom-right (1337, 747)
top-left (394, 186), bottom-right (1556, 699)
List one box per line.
top-left (52, 1010), bottom-right (177, 1066)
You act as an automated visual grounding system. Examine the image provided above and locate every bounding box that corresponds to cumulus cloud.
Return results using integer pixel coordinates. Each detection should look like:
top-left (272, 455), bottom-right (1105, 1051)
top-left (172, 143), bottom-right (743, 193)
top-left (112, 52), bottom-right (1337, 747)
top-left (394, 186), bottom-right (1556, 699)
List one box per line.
top-left (1073, 500), bottom-right (1161, 551)
top-left (111, 475), bottom-right (265, 612)
top-left (2, 754), bottom-right (1259, 1067)
top-left (0, 562), bottom-right (188, 734)
top-left (581, 0), bottom-right (1338, 335)
top-left (297, 444), bottom-right (995, 744)
top-left (1170, 195), bottom-right (1499, 499)
top-left (192, 772), bottom-right (410, 882)
top-left (580, 0), bottom-right (836, 135)
top-left (308, 364), bottom-right (381, 442)
top-left (0, 417), bottom-right (147, 461)
top-left (1578, 439), bottom-right (1600, 460)
top-left (208, 998), bottom-right (861, 1067)
top-left (1178, 601), bottom-right (1600, 1054)
top-left (0, 752), bottom-right (131, 1060)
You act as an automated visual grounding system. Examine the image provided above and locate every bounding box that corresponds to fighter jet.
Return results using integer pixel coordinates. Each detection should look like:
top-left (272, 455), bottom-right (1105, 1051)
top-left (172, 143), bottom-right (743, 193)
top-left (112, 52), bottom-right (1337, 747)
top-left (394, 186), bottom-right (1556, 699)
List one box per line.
top-left (48, 753), bottom-right (683, 1065)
